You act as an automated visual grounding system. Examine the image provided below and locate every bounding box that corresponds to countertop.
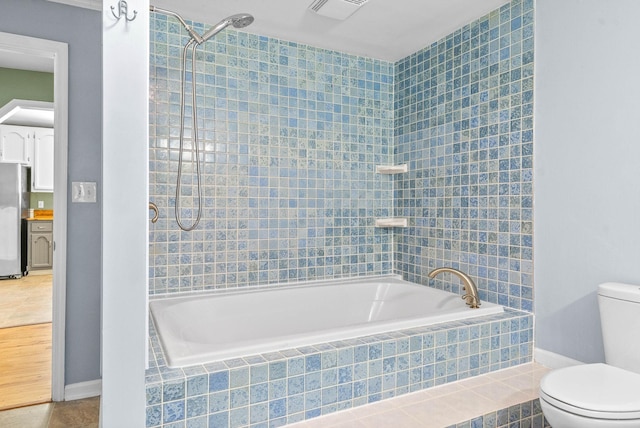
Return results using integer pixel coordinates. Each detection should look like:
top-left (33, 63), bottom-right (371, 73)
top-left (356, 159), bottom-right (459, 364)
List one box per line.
top-left (26, 209), bottom-right (53, 221)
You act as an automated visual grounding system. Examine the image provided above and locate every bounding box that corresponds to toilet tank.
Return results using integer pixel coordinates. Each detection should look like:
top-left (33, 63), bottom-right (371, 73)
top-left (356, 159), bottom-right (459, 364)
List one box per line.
top-left (598, 282), bottom-right (640, 374)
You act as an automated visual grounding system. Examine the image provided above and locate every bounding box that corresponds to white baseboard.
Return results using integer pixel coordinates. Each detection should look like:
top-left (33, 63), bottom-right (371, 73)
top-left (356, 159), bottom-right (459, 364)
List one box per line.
top-left (535, 348), bottom-right (583, 369)
top-left (64, 379), bottom-right (102, 401)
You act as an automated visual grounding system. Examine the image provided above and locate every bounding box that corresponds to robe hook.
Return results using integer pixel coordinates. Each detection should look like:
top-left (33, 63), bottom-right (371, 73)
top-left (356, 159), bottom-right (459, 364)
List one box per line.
top-left (111, 0), bottom-right (138, 22)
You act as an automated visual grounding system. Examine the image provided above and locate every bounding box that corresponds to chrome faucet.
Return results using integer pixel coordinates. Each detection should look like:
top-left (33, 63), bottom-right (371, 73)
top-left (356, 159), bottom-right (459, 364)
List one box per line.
top-left (428, 267), bottom-right (481, 308)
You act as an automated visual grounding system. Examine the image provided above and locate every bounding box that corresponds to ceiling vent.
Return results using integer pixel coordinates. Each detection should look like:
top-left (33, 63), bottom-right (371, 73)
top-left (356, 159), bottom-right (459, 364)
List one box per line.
top-left (309, 0), bottom-right (369, 20)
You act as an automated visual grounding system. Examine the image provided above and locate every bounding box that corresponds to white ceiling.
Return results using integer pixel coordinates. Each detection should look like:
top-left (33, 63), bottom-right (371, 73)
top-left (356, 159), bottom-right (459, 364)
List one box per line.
top-left (43, 0), bottom-right (510, 62)
top-left (153, 0), bottom-right (510, 62)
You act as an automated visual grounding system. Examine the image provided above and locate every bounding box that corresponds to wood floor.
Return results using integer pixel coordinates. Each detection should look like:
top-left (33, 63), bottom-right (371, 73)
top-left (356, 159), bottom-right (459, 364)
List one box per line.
top-left (0, 273), bottom-right (52, 329)
top-left (0, 274), bottom-right (53, 411)
top-left (0, 323), bottom-right (52, 411)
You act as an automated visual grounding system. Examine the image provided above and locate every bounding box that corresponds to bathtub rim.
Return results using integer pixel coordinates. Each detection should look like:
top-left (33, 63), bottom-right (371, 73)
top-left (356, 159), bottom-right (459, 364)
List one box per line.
top-left (149, 274), bottom-right (505, 368)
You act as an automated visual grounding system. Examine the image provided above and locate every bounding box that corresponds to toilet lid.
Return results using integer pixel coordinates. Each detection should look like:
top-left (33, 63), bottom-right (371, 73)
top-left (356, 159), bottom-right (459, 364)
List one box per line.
top-left (540, 364), bottom-right (640, 419)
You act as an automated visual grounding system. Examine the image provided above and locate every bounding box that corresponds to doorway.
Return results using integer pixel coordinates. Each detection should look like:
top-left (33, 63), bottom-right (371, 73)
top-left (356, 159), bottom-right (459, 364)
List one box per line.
top-left (0, 32), bottom-right (68, 408)
top-left (0, 275), bottom-right (53, 409)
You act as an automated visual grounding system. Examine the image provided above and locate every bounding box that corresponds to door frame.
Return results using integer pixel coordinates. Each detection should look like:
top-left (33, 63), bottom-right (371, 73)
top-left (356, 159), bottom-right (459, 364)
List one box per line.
top-left (0, 31), bottom-right (68, 402)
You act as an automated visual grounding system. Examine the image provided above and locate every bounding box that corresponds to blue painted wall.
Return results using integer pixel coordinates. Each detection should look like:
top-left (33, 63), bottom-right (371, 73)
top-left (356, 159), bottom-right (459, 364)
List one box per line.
top-left (1, 0), bottom-right (102, 385)
top-left (535, 0), bottom-right (640, 363)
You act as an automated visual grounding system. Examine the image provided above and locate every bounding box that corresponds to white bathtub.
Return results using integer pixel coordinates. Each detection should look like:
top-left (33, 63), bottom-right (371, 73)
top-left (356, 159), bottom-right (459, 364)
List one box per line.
top-left (150, 275), bottom-right (503, 368)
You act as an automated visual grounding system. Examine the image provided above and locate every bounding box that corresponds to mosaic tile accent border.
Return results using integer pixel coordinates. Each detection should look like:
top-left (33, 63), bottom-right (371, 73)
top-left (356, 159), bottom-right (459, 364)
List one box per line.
top-left (146, 309), bottom-right (533, 427)
top-left (149, 13), bottom-right (395, 295)
top-left (393, 0), bottom-right (535, 313)
top-left (450, 399), bottom-right (550, 428)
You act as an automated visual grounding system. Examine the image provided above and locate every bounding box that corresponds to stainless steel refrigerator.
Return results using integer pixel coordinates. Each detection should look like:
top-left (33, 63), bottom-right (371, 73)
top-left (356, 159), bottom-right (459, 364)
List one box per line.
top-left (0, 163), bottom-right (30, 278)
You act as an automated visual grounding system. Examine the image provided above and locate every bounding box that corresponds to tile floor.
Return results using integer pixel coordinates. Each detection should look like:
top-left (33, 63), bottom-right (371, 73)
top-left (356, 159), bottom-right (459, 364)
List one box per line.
top-left (0, 397), bottom-right (100, 428)
top-left (290, 362), bottom-right (550, 428)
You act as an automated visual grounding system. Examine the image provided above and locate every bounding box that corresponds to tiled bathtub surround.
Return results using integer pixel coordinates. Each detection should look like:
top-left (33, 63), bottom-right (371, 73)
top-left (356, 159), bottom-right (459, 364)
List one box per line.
top-left (146, 310), bottom-right (533, 427)
top-left (146, 1), bottom-right (538, 427)
top-left (149, 15), bottom-right (395, 294)
top-left (393, 0), bottom-right (535, 312)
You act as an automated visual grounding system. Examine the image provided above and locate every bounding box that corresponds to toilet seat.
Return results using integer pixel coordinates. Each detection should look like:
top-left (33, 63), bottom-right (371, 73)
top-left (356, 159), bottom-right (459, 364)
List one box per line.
top-left (539, 363), bottom-right (640, 420)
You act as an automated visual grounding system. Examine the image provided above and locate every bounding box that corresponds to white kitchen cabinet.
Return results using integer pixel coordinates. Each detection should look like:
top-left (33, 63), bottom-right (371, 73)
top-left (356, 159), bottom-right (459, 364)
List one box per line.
top-left (32, 128), bottom-right (54, 192)
top-left (0, 125), bottom-right (55, 192)
top-left (0, 124), bottom-right (32, 164)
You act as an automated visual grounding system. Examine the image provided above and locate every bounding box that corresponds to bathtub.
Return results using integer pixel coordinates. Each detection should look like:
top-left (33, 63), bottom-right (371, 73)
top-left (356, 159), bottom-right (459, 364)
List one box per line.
top-left (150, 275), bottom-right (503, 368)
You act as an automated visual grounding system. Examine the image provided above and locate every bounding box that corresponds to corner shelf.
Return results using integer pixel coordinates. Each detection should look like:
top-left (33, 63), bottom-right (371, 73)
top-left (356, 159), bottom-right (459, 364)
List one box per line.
top-left (376, 164), bottom-right (408, 174)
top-left (374, 164), bottom-right (408, 228)
top-left (375, 218), bottom-right (408, 228)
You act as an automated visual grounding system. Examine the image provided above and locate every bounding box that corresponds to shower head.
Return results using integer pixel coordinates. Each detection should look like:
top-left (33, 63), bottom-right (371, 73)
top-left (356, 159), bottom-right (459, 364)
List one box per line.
top-left (199, 13), bottom-right (255, 43)
top-left (230, 14), bottom-right (255, 29)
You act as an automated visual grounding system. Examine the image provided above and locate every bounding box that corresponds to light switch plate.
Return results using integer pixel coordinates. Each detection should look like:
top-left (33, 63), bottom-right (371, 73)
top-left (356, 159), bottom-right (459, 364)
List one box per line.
top-left (72, 181), bottom-right (97, 203)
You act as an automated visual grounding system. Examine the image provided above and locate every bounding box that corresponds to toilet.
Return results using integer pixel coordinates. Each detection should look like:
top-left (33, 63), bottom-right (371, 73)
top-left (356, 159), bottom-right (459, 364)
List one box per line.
top-left (539, 282), bottom-right (640, 427)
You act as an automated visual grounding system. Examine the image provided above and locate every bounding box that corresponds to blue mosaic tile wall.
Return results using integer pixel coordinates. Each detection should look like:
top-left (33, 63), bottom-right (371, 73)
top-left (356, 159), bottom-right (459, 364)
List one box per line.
top-left (145, 2), bottom-right (538, 426)
top-left (393, 0), bottom-right (535, 312)
top-left (146, 310), bottom-right (533, 427)
top-left (149, 15), bottom-right (395, 294)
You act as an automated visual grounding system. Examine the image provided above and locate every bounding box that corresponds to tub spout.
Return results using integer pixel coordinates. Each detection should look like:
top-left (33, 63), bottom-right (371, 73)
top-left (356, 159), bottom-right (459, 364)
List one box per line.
top-left (428, 267), bottom-right (481, 308)
top-left (149, 202), bottom-right (159, 223)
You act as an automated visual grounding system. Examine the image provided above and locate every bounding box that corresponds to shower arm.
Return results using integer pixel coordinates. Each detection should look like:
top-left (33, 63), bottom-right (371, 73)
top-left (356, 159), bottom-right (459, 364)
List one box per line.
top-left (151, 6), bottom-right (254, 45)
top-left (149, 5), bottom-right (204, 44)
